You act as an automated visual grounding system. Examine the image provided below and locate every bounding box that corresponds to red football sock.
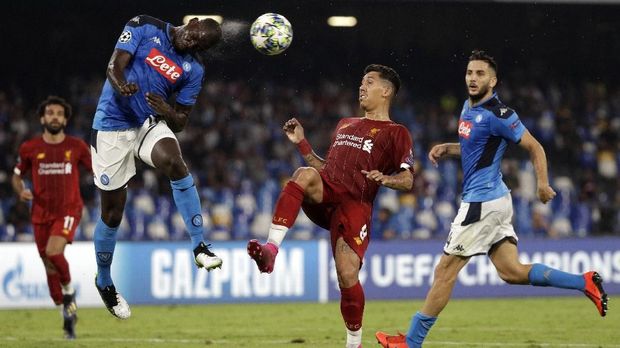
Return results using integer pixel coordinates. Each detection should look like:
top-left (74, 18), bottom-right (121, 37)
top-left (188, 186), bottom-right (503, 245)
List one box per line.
top-left (47, 253), bottom-right (71, 286)
top-left (272, 181), bottom-right (305, 228)
top-left (340, 281), bottom-right (365, 331)
top-left (46, 272), bottom-right (63, 305)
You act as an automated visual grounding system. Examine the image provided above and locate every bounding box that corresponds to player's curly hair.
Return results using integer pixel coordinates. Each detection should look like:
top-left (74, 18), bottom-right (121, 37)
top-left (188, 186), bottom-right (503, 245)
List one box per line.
top-left (37, 96), bottom-right (72, 119)
top-left (469, 50), bottom-right (498, 75)
top-left (364, 64), bottom-right (401, 96)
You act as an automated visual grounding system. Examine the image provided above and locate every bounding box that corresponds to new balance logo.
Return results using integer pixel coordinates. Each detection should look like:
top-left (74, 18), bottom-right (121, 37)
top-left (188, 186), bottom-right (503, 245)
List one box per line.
top-left (362, 139), bottom-right (374, 153)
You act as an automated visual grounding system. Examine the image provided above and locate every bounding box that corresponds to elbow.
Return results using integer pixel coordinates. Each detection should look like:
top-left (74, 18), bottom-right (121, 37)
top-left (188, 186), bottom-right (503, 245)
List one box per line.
top-left (106, 63), bottom-right (115, 81)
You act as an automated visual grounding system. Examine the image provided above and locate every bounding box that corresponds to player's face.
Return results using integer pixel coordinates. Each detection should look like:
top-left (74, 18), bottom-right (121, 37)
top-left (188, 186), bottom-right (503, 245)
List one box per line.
top-left (359, 71), bottom-right (390, 110)
top-left (40, 104), bottom-right (67, 135)
top-left (465, 60), bottom-right (497, 102)
top-left (176, 18), bottom-right (218, 53)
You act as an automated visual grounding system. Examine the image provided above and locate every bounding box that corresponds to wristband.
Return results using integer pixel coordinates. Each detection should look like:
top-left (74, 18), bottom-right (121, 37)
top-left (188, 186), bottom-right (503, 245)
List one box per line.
top-left (297, 139), bottom-right (312, 155)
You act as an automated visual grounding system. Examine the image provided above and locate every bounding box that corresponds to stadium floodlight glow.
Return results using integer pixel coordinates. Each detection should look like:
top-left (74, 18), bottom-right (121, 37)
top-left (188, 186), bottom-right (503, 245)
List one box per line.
top-left (183, 15), bottom-right (223, 24)
top-left (327, 16), bottom-right (357, 27)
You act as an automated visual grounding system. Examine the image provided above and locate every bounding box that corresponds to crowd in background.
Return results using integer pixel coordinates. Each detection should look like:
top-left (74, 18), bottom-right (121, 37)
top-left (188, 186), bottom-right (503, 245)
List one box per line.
top-left (0, 76), bottom-right (619, 242)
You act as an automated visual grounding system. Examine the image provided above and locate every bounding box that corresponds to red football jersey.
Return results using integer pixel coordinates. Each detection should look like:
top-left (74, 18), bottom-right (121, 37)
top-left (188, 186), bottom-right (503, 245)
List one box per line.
top-left (322, 117), bottom-right (414, 203)
top-left (14, 135), bottom-right (92, 223)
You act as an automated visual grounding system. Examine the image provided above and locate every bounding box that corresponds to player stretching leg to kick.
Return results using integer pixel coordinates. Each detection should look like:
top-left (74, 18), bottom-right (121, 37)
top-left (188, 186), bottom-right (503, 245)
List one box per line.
top-left (91, 15), bottom-right (223, 319)
top-left (12, 96), bottom-right (92, 339)
top-left (376, 50), bottom-right (608, 348)
top-left (248, 65), bottom-right (415, 348)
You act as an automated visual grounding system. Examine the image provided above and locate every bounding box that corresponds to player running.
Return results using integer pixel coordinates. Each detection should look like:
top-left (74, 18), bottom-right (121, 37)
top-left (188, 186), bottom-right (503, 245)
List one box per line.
top-left (248, 64), bottom-right (415, 348)
top-left (91, 15), bottom-right (222, 319)
top-left (12, 96), bottom-right (92, 339)
top-left (376, 50), bottom-right (608, 348)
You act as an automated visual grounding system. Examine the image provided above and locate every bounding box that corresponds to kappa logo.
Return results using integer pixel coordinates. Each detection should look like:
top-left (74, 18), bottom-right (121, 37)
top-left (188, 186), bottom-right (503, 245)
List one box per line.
top-left (150, 36), bottom-right (162, 46)
top-left (500, 107), bottom-right (508, 116)
top-left (458, 120), bottom-right (472, 139)
top-left (118, 31), bottom-right (132, 44)
top-left (130, 16), bottom-right (140, 24)
top-left (362, 139), bottom-right (374, 153)
top-left (453, 244), bottom-right (465, 252)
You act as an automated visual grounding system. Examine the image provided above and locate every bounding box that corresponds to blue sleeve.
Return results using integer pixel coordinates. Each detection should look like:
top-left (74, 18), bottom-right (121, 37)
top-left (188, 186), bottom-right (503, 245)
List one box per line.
top-left (490, 112), bottom-right (526, 143)
top-left (176, 63), bottom-right (204, 106)
top-left (114, 17), bottom-right (146, 55)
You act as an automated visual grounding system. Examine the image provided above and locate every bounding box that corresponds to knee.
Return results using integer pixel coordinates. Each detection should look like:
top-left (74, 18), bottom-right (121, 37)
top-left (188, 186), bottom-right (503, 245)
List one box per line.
top-left (159, 154), bottom-right (188, 179)
top-left (45, 248), bottom-right (61, 258)
top-left (291, 167), bottom-right (318, 187)
top-left (337, 267), bottom-right (359, 289)
top-left (41, 256), bottom-right (56, 272)
top-left (102, 206), bottom-right (124, 227)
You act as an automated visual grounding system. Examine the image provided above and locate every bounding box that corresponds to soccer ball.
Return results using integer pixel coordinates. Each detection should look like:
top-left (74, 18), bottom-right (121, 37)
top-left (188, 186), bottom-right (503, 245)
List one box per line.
top-left (250, 13), bottom-right (293, 55)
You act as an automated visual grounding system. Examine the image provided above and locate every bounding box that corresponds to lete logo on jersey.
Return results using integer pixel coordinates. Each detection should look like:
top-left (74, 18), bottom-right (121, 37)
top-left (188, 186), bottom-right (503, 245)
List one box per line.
top-left (145, 48), bottom-right (182, 83)
top-left (458, 120), bottom-right (473, 139)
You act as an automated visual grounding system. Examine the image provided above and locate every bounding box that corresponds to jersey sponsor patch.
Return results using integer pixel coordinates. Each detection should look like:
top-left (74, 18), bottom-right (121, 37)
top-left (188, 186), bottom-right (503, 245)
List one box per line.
top-left (145, 48), bottom-right (182, 83)
top-left (458, 120), bottom-right (473, 139)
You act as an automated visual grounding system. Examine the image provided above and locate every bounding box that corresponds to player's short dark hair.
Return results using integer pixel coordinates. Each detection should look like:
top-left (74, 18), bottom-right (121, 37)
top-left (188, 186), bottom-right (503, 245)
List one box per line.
top-left (37, 96), bottom-right (72, 119)
top-left (364, 64), bottom-right (401, 96)
top-left (469, 50), bottom-right (498, 75)
top-left (197, 18), bottom-right (222, 51)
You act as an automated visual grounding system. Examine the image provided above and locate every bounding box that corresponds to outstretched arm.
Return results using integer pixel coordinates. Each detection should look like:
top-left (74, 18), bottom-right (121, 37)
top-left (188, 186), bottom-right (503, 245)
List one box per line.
top-left (428, 143), bottom-right (460, 167)
top-left (362, 169), bottom-right (413, 191)
top-left (106, 49), bottom-right (139, 96)
top-left (283, 118), bottom-right (326, 171)
top-left (518, 130), bottom-right (556, 203)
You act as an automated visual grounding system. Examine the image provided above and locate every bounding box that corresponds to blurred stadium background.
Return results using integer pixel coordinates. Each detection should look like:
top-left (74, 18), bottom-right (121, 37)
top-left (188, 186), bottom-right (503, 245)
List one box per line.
top-left (2, 0), bottom-right (619, 241)
top-left (0, 0), bottom-right (619, 346)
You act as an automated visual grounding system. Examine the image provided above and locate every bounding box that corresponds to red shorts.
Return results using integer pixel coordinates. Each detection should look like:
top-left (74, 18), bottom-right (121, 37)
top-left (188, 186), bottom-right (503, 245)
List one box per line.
top-left (301, 173), bottom-right (372, 261)
top-left (34, 215), bottom-right (80, 257)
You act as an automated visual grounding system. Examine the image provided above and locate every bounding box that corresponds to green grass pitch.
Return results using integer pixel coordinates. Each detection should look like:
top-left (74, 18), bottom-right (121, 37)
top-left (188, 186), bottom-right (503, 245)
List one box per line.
top-left (0, 297), bottom-right (617, 347)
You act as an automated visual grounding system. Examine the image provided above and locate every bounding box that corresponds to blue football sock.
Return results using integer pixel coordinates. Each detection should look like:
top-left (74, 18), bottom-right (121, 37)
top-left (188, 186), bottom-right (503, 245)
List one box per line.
top-left (528, 263), bottom-right (585, 290)
top-left (171, 175), bottom-right (204, 250)
top-left (406, 311), bottom-right (437, 348)
top-left (94, 218), bottom-right (118, 288)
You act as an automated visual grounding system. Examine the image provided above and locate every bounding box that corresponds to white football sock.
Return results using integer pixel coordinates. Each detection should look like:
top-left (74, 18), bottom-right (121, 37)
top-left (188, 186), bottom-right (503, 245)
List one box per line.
top-left (61, 282), bottom-right (74, 295)
top-left (267, 223), bottom-right (288, 247)
top-left (346, 327), bottom-right (362, 347)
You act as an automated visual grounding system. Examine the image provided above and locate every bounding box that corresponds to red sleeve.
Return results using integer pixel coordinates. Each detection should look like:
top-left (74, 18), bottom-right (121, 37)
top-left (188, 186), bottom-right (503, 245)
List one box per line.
top-left (14, 142), bottom-right (31, 176)
top-left (78, 139), bottom-right (93, 173)
top-left (392, 125), bottom-right (414, 172)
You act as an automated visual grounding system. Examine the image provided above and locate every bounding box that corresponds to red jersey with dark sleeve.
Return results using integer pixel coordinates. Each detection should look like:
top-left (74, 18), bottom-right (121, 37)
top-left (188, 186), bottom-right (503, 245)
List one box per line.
top-left (14, 136), bottom-right (92, 224)
top-left (322, 117), bottom-right (414, 203)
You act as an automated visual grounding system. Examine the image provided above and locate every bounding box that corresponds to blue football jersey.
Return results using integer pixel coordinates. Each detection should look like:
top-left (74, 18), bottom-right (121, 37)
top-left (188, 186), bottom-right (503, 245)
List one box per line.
top-left (457, 93), bottom-right (526, 202)
top-left (93, 15), bottom-right (205, 130)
